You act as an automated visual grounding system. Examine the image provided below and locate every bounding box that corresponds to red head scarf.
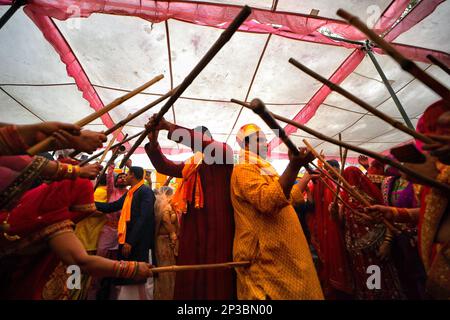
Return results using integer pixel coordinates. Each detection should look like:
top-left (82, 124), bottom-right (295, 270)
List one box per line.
top-left (416, 100), bottom-right (449, 151)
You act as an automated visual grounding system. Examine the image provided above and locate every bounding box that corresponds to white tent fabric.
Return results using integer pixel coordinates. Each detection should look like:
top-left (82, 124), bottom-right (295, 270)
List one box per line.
top-left (0, 1), bottom-right (449, 171)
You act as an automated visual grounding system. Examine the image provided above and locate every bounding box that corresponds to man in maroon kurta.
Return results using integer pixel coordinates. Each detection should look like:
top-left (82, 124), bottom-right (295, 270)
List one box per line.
top-left (144, 115), bottom-right (235, 300)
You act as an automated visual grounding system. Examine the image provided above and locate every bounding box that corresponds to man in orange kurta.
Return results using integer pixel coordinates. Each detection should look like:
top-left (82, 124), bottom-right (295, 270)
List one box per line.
top-left (231, 124), bottom-right (324, 300)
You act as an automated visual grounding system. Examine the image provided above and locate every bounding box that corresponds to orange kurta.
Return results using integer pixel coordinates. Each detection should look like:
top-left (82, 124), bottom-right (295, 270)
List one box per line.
top-left (231, 163), bottom-right (324, 300)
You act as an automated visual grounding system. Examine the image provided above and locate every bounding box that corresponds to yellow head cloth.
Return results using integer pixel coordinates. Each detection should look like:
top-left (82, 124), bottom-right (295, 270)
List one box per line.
top-left (236, 123), bottom-right (262, 148)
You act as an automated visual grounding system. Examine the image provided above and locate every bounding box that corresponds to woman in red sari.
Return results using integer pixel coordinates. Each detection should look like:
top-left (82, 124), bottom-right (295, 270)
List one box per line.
top-left (0, 125), bottom-right (153, 299)
top-left (341, 166), bottom-right (405, 299)
top-left (308, 160), bottom-right (354, 299)
top-left (368, 100), bottom-right (450, 299)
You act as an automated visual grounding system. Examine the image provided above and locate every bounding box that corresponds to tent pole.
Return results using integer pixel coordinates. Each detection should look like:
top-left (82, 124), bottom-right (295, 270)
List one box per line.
top-left (365, 42), bottom-right (415, 130)
top-left (0, 0), bottom-right (27, 30)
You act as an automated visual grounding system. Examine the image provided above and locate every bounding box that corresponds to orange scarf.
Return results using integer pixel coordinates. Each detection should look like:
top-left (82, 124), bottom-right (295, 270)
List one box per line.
top-left (171, 152), bottom-right (204, 214)
top-left (117, 179), bottom-right (145, 244)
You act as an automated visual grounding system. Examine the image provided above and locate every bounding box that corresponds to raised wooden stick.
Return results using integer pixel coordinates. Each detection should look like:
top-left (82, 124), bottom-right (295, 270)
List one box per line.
top-left (163, 176), bottom-right (173, 187)
top-left (98, 126), bottom-right (123, 164)
top-left (104, 86), bottom-right (179, 136)
top-left (332, 140), bottom-right (348, 210)
top-left (289, 58), bottom-right (435, 143)
top-left (309, 162), bottom-right (373, 221)
top-left (304, 139), bottom-right (399, 233)
top-left (263, 110), bottom-right (450, 192)
top-left (231, 98), bottom-right (317, 174)
top-left (248, 98), bottom-right (300, 155)
top-left (79, 131), bottom-right (144, 166)
top-left (150, 261), bottom-right (251, 274)
top-left (120, 6), bottom-right (252, 168)
top-left (336, 9), bottom-right (450, 103)
top-left (93, 145), bottom-right (123, 191)
top-left (26, 75), bottom-right (164, 155)
top-left (427, 54), bottom-right (450, 76)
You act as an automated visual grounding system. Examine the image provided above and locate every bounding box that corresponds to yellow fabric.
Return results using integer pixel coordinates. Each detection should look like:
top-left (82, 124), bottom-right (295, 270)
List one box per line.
top-left (171, 152), bottom-right (204, 215)
top-left (94, 186), bottom-right (108, 203)
top-left (231, 155), bottom-right (324, 300)
top-left (118, 179), bottom-right (145, 244)
top-left (74, 186), bottom-right (107, 251)
top-left (238, 149), bottom-right (278, 177)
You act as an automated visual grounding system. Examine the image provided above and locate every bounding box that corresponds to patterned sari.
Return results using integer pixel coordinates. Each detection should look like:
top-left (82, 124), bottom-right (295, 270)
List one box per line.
top-left (342, 167), bottom-right (405, 300)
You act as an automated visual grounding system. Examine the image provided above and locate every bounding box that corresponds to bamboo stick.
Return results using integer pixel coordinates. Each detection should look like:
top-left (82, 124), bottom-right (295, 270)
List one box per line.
top-left (104, 86), bottom-right (179, 136)
top-left (248, 98), bottom-right (300, 155)
top-left (336, 9), bottom-right (450, 103)
top-left (262, 110), bottom-right (450, 192)
top-left (26, 75), bottom-right (164, 155)
top-left (304, 139), bottom-right (399, 233)
top-left (93, 145), bottom-right (122, 191)
top-left (120, 6), bottom-right (252, 168)
top-left (98, 127), bottom-right (123, 164)
top-left (309, 162), bottom-right (373, 221)
top-left (289, 58), bottom-right (435, 143)
top-left (150, 261), bottom-right (251, 274)
top-left (332, 142), bottom-right (348, 209)
top-left (79, 130), bottom-right (144, 166)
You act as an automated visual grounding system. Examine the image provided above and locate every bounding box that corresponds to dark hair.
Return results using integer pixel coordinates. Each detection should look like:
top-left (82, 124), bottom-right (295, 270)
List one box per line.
top-left (129, 166), bottom-right (144, 180)
top-left (194, 126), bottom-right (212, 139)
top-left (326, 159), bottom-right (340, 170)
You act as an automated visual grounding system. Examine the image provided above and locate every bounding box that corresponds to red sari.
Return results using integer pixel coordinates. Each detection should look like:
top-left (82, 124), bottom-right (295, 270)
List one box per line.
top-left (308, 178), bottom-right (353, 299)
top-left (0, 178), bottom-right (96, 299)
top-left (342, 167), bottom-right (404, 300)
top-left (415, 100), bottom-right (450, 299)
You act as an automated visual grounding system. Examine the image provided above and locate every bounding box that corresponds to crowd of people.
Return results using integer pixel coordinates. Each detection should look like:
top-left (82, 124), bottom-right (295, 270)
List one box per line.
top-left (0, 98), bottom-right (448, 300)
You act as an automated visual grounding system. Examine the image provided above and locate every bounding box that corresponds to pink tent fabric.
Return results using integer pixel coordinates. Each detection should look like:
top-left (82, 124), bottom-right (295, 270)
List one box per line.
top-left (1, 0), bottom-right (448, 160)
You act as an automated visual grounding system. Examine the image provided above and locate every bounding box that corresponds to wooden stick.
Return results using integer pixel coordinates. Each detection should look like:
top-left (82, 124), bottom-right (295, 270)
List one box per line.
top-left (27, 75), bottom-right (164, 155)
top-left (120, 6), bottom-right (252, 168)
top-left (304, 139), bottom-right (399, 233)
top-left (289, 58), bottom-right (435, 143)
top-left (309, 162), bottom-right (373, 221)
top-left (231, 98), bottom-right (317, 174)
top-left (336, 9), bottom-right (450, 103)
top-left (308, 160), bottom-right (368, 208)
top-left (427, 54), bottom-right (450, 76)
top-left (79, 130), bottom-right (144, 166)
top-left (333, 144), bottom-right (348, 209)
top-left (163, 176), bottom-right (173, 187)
top-left (104, 86), bottom-right (179, 136)
top-left (93, 145), bottom-right (122, 191)
top-left (98, 127), bottom-right (123, 164)
top-left (150, 261), bottom-right (251, 274)
top-left (263, 110), bottom-right (450, 192)
top-left (248, 98), bottom-right (300, 155)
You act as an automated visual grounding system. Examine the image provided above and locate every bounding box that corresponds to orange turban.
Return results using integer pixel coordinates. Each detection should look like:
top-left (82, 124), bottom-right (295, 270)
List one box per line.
top-left (236, 123), bottom-right (262, 148)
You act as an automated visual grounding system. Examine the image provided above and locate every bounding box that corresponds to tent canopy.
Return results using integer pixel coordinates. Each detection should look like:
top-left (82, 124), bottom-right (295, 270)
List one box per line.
top-left (1, 0), bottom-right (449, 169)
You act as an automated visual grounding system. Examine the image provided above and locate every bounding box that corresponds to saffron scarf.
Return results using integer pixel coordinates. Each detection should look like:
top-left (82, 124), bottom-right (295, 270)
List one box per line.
top-left (238, 149), bottom-right (278, 177)
top-left (118, 179), bottom-right (145, 244)
top-left (171, 152), bottom-right (204, 214)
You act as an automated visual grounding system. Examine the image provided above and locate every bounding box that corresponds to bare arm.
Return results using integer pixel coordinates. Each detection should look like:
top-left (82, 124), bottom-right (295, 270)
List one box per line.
top-left (49, 231), bottom-right (151, 279)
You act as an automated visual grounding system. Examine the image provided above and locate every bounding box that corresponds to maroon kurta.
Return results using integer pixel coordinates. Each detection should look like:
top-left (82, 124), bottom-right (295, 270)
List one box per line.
top-left (145, 126), bottom-right (235, 300)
